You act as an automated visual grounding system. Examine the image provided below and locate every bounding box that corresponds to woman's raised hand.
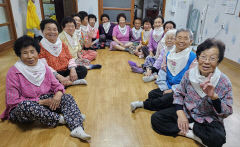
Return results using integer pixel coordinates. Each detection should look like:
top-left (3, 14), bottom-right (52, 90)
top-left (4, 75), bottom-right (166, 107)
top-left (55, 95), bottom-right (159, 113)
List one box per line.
top-left (200, 73), bottom-right (216, 98)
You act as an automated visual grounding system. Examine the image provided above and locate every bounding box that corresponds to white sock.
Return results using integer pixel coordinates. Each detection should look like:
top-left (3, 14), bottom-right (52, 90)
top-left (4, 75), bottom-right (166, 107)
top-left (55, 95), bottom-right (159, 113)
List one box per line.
top-left (81, 114), bottom-right (86, 121)
top-left (189, 123), bottom-right (194, 130)
top-left (185, 130), bottom-right (205, 146)
top-left (130, 101), bottom-right (143, 112)
top-left (58, 115), bottom-right (66, 124)
top-left (70, 126), bottom-right (91, 141)
top-left (72, 79), bottom-right (87, 85)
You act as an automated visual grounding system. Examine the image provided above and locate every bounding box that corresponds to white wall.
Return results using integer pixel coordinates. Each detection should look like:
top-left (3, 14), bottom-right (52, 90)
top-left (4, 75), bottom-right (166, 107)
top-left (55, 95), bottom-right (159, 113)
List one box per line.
top-left (193, 0), bottom-right (240, 63)
top-left (164, 0), bottom-right (193, 29)
top-left (77, 0), bottom-right (99, 26)
top-left (164, 0), bottom-right (240, 63)
top-left (10, 0), bottom-right (42, 38)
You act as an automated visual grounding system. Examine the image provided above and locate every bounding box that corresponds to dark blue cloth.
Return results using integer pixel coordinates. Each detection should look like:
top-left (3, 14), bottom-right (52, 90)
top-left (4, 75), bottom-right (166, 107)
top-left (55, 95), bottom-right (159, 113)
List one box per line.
top-left (99, 23), bottom-right (116, 41)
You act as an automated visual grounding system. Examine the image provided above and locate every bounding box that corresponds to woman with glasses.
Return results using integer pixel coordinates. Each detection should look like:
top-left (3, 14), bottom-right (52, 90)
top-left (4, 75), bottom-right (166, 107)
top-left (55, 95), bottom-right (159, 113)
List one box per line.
top-left (131, 29), bottom-right (196, 112)
top-left (151, 38), bottom-right (233, 147)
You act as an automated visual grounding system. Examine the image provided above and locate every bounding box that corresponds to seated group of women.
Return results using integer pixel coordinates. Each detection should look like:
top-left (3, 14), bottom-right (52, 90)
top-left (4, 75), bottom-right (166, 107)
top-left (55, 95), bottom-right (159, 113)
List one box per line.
top-left (0, 11), bottom-right (111, 141)
top-left (0, 11), bottom-right (233, 146)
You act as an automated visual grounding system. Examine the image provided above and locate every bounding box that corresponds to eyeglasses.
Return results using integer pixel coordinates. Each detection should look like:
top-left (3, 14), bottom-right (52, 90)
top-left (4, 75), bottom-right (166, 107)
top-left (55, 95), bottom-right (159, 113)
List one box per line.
top-left (199, 55), bottom-right (218, 62)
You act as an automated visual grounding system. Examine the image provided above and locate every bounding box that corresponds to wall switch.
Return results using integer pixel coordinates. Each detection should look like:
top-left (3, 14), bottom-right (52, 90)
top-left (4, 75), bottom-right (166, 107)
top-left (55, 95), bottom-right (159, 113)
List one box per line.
top-left (221, 24), bottom-right (224, 29)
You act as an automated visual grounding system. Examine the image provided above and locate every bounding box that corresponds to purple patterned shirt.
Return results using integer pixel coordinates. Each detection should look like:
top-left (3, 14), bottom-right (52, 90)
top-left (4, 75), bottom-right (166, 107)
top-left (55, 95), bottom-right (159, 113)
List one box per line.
top-left (153, 48), bottom-right (166, 70)
top-left (147, 31), bottom-right (164, 53)
top-left (173, 71), bottom-right (233, 123)
top-left (112, 25), bottom-right (131, 42)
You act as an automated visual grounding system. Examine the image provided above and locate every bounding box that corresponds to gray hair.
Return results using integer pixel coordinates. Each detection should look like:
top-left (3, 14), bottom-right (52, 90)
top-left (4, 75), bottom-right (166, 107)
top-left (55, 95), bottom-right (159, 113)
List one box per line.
top-left (176, 28), bottom-right (194, 41)
top-left (165, 29), bottom-right (177, 37)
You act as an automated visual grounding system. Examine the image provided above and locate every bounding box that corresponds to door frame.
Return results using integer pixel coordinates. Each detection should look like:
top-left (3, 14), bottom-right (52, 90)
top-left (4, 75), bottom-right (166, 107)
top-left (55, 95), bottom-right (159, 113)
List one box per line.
top-left (162, 0), bottom-right (166, 18)
top-left (98, 0), bottom-right (166, 27)
top-left (39, 0), bottom-right (78, 20)
top-left (98, 0), bottom-right (135, 27)
top-left (0, 1), bottom-right (17, 51)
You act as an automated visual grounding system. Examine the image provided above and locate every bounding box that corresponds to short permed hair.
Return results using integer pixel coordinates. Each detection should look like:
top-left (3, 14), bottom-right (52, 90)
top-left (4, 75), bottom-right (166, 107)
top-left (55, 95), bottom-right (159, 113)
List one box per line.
top-left (154, 16), bottom-right (164, 24)
top-left (142, 17), bottom-right (153, 27)
top-left (14, 35), bottom-right (40, 57)
top-left (133, 17), bottom-right (142, 25)
top-left (165, 29), bottom-right (177, 37)
top-left (196, 38), bottom-right (225, 63)
top-left (73, 14), bottom-right (81, 20)
top-left (61, 16), bottom-right (76, 28)
top-left (78, 11), bottom-right (88, 22)
top-left (40, 19), bottom-right (59, 32)
top-left (88, 14), bottom-right (97, 22)
top-left (176, 28), bottom-right (194, 41)
top-left (101, 14), bottom-right (110, 21)
top-left (163, 21), bottom-right (176, 30)
top-left (116, 13), bottom-right (126, 23)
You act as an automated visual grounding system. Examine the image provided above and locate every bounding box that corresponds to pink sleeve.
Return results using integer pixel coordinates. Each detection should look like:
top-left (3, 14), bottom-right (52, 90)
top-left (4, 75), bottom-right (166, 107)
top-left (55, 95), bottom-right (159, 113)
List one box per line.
top-left (148, 32), bottom-right (153, 52)
top-left (5, 68), bottom-right (22, 107)
top-left (112, 26), bottom-right (117, 37)
top-left (68, 58), bottom-right (77, 69)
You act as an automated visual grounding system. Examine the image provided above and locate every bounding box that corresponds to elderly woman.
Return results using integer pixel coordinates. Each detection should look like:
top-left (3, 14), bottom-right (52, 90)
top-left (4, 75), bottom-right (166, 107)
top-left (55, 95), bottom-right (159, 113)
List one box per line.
top-left (147, 16), bottom-right (164, 56)
top-left (151, 38), bottom-right (233, 147)
top-left (128, 29), bottom-right (176, 82)
top-left (59, 17), bottom-right (101, 69)
top-left (87, 14), bottom-right (102, 50)
top-left (99, 14), bottom-right (116, 47)
top-left (132, 17), bottom-right (153, 58)
top-left (110, 13), bottom-right (133, 51)
top-left (130, 17), bottom-right (142, 44)
top-left (0, 36), bottom-right (91, 141)
top-left (38, 19), bottom-right (88, 87)
top-left (142, 29), bottom-right (177, 82)
top-left (131, 29), bottom-right (196, 112)
top-left (73, 14), bottom-right (85, 47)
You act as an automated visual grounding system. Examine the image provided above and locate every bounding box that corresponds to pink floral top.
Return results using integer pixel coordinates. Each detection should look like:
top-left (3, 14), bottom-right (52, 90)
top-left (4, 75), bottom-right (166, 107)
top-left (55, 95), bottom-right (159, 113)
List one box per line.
top-left (0, 65), bottom-right (65, 120)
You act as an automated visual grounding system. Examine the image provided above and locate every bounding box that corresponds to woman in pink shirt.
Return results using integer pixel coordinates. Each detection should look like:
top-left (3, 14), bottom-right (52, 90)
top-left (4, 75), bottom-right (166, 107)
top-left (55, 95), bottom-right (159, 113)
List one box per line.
top-left (110, 13), bottom-right (133, 51)
top-left (0, 36), bottom-right (91, 141)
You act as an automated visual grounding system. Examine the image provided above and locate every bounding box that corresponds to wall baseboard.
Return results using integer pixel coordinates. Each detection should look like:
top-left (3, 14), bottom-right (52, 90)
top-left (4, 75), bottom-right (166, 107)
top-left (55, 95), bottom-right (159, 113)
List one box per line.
top-left (223, 58), bottom-right (240, 70)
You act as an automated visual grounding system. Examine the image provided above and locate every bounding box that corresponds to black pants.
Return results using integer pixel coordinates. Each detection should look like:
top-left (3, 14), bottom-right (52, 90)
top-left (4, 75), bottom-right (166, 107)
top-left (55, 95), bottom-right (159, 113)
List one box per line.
top-left (151, 106), bottom-right (226, 147)
top-left (143, 88), bottom-right (174, 111)
top-left (58, 66), bottom-right (87, 79)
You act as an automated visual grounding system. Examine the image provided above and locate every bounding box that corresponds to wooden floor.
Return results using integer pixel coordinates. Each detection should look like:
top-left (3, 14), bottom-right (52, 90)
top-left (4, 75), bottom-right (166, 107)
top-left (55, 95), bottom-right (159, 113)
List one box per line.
top-left (0, 48), bottom-right (239, 147)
